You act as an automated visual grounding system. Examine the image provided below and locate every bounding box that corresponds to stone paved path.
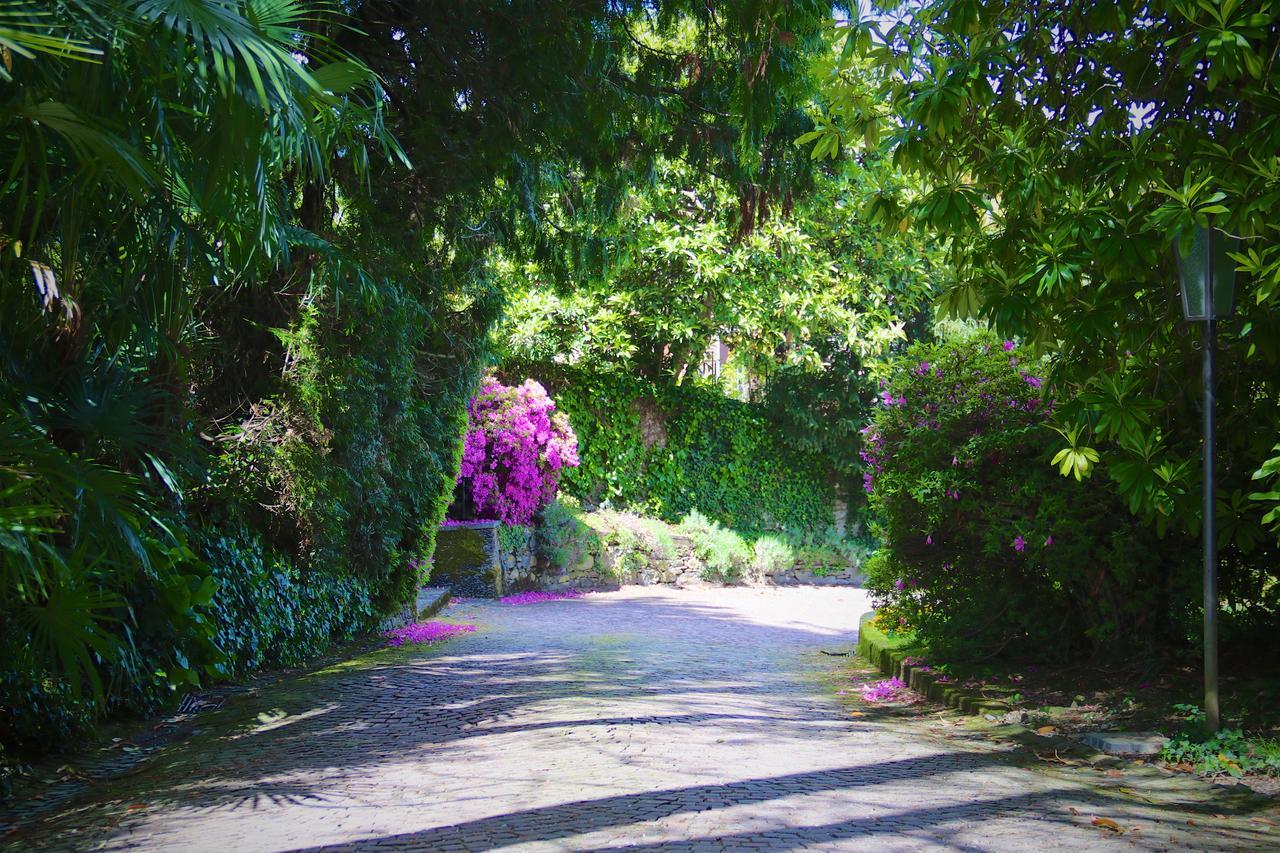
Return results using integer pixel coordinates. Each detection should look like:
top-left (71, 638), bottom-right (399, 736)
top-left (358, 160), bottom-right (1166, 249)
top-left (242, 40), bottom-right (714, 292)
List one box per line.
top-left (12, 587), bottom-right (1277, 851)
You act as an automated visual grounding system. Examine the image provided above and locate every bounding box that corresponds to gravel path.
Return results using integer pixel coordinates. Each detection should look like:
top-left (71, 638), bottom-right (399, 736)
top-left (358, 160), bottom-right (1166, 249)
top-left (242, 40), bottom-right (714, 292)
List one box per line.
top-left (14, 587), bottom-right (1275, 851)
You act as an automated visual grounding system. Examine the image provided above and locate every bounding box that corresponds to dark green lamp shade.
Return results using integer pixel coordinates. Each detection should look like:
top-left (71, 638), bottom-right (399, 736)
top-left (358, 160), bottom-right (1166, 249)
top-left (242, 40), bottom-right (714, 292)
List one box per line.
top-left (1175, 226), bottom-right (1238, 321)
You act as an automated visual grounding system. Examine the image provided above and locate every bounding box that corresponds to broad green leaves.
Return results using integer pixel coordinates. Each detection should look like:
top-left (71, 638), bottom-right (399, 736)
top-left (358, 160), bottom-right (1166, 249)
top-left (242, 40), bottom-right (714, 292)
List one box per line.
top-left (1050, 425), bottom-right (1099, 482)
top-left (802, 0), bottom-right (1280, 561)
top-left (1249, 443), bottom-right (1280, 533)
top-left (1173, 0), bottom-right (1274, 90)
top-left (1079, 373), bottom-right (1161, 447)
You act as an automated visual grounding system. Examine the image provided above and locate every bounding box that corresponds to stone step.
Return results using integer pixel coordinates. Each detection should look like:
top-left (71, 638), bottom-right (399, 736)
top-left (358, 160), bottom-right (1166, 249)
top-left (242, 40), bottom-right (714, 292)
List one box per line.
top-left (1081, 731), bottom-right (1170, 756)
top-left (416, 587), bottom-right (451, 619)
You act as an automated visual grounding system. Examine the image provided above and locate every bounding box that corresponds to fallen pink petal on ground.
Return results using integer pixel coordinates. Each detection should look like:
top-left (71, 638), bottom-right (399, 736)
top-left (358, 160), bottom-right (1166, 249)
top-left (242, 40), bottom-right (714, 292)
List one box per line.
top-left (385, 621), bottom-right (477, 647)
top-left (499, 590), bottom-right (586, 605)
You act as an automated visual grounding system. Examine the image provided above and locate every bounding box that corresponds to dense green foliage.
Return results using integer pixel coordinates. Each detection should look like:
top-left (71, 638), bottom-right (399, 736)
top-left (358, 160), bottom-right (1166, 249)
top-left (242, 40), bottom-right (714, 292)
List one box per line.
top-left (513, 365), bottom-right (836, 535)
top-left (500, 162), bottom-right (937, 381)
top-left (1162, 704), bottom-right (1280, 778)
top-left (199, 527), bottom-right (374, 676)
top-left (498, 160), bottom-right (943, 500)
top-left (0, 0), bottom-right (489, 738)
top-left (806, 2), bottom-right (1280, 641)
top-left (759, 344), bottom-right (877, 502)
top-left (0, 648), bottom-right (94, 756)
top-left (1, 0), bottom-right (403, 731)
top-left (1, 0), bottom-right (849, 757)
top-left (863, 333), bottom-right (1184, 659)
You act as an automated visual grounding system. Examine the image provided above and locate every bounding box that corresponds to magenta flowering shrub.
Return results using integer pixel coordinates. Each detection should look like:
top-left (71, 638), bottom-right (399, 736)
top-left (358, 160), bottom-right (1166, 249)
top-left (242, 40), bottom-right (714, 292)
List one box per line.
top-left (863, 333), bottom-right (1176, 660)
top-left (456, 378), bottom-right (579, 525)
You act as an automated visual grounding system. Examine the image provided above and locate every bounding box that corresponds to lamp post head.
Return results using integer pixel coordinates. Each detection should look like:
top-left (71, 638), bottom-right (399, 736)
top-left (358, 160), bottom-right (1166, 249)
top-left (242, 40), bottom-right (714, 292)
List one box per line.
top-left (1175, 226), bottom-right (1239, 321)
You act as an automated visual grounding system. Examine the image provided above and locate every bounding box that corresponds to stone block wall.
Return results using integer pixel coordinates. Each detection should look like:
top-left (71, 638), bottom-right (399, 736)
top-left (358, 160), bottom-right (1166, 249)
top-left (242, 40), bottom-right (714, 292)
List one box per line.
top-left (527, 534), bottom-right (704, 591)
top-left (487, 517), bottom-right (865, 595)
top-left (762, 561), bottom-right (864, 586)
top-left (433, 522), bottom-right (503, 597)
top-left (497, 524), bottom-right (537, 590)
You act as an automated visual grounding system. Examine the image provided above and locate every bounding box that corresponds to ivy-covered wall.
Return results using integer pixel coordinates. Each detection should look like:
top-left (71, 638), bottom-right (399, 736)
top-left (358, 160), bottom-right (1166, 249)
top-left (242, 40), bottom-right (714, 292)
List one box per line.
top-left (509, 364), bottom-right (837, 535)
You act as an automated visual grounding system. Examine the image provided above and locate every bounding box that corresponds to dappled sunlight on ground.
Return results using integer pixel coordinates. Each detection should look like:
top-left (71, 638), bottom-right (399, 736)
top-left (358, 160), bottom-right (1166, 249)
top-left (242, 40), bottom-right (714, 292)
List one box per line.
top-left (565, 584), bottom-right (873, 639)
top-left (10, 587), bottom-right (1277, 851)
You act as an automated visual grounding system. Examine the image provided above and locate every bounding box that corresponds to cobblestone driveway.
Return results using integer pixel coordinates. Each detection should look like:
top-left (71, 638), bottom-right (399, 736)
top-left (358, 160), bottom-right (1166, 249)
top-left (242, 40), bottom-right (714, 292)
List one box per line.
top-left (15, 587), bottom-right (1277, 851)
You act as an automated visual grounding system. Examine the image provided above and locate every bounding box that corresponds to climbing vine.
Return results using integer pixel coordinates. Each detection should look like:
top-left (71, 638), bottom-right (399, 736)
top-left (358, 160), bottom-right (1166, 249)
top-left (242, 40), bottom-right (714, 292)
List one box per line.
top-left (513, 365), bottom-right (837, 535)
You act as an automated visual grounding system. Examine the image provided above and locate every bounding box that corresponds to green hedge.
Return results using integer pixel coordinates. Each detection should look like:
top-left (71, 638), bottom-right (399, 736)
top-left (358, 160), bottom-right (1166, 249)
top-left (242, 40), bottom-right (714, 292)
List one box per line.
top-left (0, 275), bottom-right (488, 764)
top-left (197, 526), bottom-right (375, 676)
top-left (206, 281), bottom-right (479, 618)
top-left (509, 364), bottom-right (835, 534)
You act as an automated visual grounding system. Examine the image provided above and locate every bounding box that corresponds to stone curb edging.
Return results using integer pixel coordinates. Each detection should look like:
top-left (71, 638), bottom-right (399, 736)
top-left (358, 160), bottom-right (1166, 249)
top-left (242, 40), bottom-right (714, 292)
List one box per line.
top-left (856, 611), bottom-right (1280, 807)
top-left (857, 611), bottom-right (1012, 717)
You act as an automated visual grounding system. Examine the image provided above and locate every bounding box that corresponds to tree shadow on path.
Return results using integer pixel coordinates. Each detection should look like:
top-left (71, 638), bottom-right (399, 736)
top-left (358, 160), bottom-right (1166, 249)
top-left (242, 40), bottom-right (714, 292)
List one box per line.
top-left (10, 591), bottom-right (1277, 851)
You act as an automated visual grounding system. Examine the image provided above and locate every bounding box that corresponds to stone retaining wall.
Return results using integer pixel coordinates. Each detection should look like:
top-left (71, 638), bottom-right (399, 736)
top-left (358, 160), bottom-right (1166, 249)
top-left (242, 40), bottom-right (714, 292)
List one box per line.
top-left (528, 534), bottom-right (704, 591)
top-left (433, 522), bottom-right (503, 597)
top-left (765, 561), bottom-right (863, 586)
top-left (497, 524), bottom-right (537, 589)
top-left (490, 524), bottom-right (864, 594)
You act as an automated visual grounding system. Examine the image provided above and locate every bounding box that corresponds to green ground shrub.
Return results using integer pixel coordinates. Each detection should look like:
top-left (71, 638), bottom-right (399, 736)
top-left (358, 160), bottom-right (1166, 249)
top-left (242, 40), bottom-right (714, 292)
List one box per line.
top-left (534, 500), bottom-right (667, 579)
top-left (497, 523), bottom-right (535, 554)
top-left (1162, 705), bottom-right (1280, 778)
top-left (862, 332), bottom-right (1186, 660)
top-left (614, 512), bottom-right (678, 561)
top-left (535, 497), bottom-right (603, 569)
top-left (0, 645), bottom-right (95, 757)
top-left (752, 535), bottom-right (796, 575)
top-left (601, 524), bottom-right (643, 578)
top-left (680, 510), bottom-right (752, 583)
top-left (198, 526), bottom-right (375, 675)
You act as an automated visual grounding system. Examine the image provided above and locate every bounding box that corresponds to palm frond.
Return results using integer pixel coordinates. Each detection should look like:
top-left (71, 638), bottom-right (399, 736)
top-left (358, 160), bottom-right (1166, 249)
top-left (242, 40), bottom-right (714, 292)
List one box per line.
top-left (0, 2), bottom-right (102, 81)
top-left (132, 0), bottom-right (323, 108)
top-left (16, 99), bottom-right (156, 194)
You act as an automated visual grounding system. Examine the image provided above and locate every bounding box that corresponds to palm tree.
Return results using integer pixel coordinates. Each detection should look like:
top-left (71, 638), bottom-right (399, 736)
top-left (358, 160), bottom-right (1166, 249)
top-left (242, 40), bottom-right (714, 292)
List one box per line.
top-left (0, 0), bottom-right (389, 703)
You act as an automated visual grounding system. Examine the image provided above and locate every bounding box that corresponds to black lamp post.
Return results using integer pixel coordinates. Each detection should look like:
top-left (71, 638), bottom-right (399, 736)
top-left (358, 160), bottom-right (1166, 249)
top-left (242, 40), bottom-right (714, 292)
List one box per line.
top-left (1174, 225), bottom-right (1238, 734)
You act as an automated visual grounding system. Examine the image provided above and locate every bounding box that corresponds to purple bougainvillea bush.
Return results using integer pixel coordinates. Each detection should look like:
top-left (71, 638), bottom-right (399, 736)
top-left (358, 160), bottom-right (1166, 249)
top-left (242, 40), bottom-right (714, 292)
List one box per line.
top-left (862, 333), bottom-right (1176, 661)
top-left (456, 378), bottom-right (579, 526)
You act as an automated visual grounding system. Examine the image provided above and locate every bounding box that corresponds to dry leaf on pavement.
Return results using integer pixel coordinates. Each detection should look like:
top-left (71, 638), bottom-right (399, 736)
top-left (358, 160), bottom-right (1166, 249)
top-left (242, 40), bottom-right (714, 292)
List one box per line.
top-left (1091, 817), bottom-right (1124, 833)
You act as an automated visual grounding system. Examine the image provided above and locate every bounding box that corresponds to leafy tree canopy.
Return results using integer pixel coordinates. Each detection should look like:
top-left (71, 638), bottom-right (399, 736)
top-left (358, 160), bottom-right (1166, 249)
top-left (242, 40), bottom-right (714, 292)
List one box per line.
top-left (0, 0), bottom-right (854, 713)
top-left (498, 158), bottom-right (942, 384)
top-left (803, 1), bottom-right (1280, 568)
